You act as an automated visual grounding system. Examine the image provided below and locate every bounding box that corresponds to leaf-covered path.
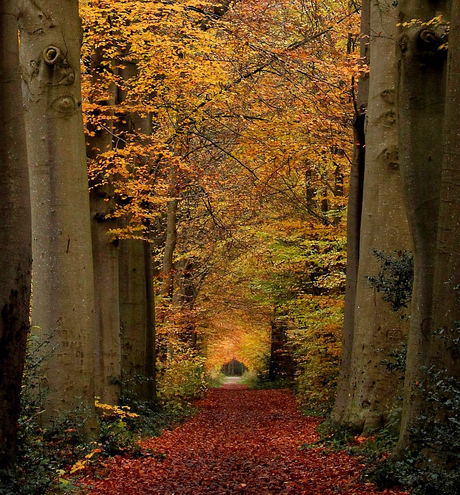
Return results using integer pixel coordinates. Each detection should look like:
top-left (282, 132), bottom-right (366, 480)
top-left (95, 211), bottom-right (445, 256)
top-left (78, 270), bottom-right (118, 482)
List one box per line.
top-left (80, 385), bottom-right (407, 494)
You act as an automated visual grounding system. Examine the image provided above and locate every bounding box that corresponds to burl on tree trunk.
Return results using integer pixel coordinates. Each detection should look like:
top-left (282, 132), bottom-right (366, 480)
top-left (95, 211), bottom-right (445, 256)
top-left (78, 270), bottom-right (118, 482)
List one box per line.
top-left (18, 0), bottom-right (96, 432)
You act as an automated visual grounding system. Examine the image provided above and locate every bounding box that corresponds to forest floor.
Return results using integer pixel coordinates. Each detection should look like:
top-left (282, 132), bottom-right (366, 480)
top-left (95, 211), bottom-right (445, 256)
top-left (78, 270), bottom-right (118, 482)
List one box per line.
top-left (78, 384), bottom-right (408, 495)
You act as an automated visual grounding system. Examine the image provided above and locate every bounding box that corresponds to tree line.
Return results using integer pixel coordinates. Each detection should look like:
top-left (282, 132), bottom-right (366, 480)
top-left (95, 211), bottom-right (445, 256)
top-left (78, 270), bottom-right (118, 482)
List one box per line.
top-left (332, 0), bottom-right (460, 489)
top-left (1, 0), bottom-right (355, 472)
top-left (4, 0), bottom-right (459, 489)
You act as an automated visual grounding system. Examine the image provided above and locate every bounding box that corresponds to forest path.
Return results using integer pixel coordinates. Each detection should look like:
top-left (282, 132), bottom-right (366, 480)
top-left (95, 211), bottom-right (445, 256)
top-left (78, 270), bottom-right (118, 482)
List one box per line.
top-left (222, 376), bottom-right (243, 386)
top-left (80, 387), bottom-right (406, 495)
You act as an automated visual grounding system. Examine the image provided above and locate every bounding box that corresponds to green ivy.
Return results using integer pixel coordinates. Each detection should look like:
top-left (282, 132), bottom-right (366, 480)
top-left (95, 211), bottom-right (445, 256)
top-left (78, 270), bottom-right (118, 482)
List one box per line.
top-left (366, 249), bottom-right (414, 312)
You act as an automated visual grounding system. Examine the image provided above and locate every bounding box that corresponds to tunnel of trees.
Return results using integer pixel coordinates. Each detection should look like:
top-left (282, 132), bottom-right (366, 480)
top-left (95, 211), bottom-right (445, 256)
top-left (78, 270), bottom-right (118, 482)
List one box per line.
top-left (1, 0), bottom-right (460, 493)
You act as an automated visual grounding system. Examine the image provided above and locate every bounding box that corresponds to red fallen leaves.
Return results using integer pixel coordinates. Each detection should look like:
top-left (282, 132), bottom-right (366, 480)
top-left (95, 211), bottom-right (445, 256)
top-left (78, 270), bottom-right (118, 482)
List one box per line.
top-left (79, 385), bottom-right (408, 495)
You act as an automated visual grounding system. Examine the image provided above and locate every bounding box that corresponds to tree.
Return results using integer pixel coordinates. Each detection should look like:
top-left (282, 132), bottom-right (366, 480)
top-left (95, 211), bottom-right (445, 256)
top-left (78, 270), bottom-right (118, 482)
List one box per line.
top-left (431, 0), bottom-right (460, 378)
top-left (0, 0), bottom-right (32, 468)
top-left (332, 0), bottom-right (370, 424)
top-left (18, 0), bottom-right (96, 430)
top-left (80, 0), bottom-right (358, 414)
top-left (86, 43), bottom-right (122, 406)
top-left (396, 0), bottom-right (449, 449)
top-left (333, 0), bottom-right (412, 432)
top-left (119, 239), bottom-right (156, 403)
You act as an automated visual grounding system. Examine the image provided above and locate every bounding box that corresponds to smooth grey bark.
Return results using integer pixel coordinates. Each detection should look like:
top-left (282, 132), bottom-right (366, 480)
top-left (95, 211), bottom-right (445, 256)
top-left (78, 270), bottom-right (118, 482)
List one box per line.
top-left (18, 0), bottom-right (96, 429)
top-left (341, 0), bottom-right (412, 432)
top-left (332, 0), bottom-right (370, 422)
top-left (88, 49), bottom-right (121, 405)
top-left (0, 0), bottom-right (32, 468)
top-left (91, 184), bottom-right (121, 405)
top-left (430, 0), bottom-right (460, 378)
top-left (119, 239), bottom-right (156, 402)
top-left (144, 240), bottom-right (157, 402)
top-left (115, 61), bottom-right (157, 403)
top-left (396, 0), bottom-right (449, 449)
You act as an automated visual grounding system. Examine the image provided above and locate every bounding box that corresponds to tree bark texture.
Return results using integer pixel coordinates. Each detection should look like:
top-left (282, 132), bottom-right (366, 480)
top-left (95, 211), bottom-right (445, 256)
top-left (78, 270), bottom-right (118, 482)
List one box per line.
top-left (430, 0), bottom-right (460, 377)
top-left (341, 0), bottom-right (412, 432)
top-left (18, 0), bottom-right (96, 428)
top-left (0, 0), bottom-right (32, 468)
top-left (119, 239), bottom-right (156, 402)
top-left (88, 48), bottom-right (121, 405)
top-left (332, 0), bottom-right (370, 422)
top-left (396, 0), bottom-right (450, 449)
top-left (91, 184), bottom-right (121, 404)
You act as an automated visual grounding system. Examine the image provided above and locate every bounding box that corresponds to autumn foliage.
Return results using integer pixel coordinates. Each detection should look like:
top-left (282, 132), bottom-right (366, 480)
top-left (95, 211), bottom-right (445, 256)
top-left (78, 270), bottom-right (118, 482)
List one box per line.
top-left (78, 385), bottom-right (408, 494)
top-left (78, 0), bottom-right (359, 412)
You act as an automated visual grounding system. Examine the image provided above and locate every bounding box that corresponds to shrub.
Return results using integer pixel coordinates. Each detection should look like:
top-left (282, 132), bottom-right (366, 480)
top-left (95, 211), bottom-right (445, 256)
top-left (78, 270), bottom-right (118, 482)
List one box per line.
top-left (368, 368), bottom-right (460, 495)
top-left (157, 349), bottom-right (208, 412)
top-left (286, 295), bottom-right (343, 415)
top-left (207, 369), bottom-right (225, 388)
top-left (366, 249), bottom-right (414, 312)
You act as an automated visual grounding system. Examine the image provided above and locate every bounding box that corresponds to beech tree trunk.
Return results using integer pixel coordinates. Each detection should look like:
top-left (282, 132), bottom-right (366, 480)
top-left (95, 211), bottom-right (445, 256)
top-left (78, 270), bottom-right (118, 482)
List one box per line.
top-left (340, 0), bottom-right (412, 432)
top-left (396, 0), bottom-right (449, 449)
top-left (91, 183), bottom-right (121, 404)
top-left (18, 0), bottom-right (96, 429)
top-left (116, 60), bottom-right (157, 403)
top-left (119, 239), bottom-right (156, 402)
top-left (144, 241), bottom-right (157, 402)
top-left (268, 311), bottom-right (295, 381)
top-left (160, 195), bottom-right (178, 297)
top-left (88, 49), bottom-right (121, 405)
top-left (332, 0), bottom-right (369, 422)
top-left (0, 0), bottom-right (32, 468)
top-left (430, 0), bottom-right (460, 377)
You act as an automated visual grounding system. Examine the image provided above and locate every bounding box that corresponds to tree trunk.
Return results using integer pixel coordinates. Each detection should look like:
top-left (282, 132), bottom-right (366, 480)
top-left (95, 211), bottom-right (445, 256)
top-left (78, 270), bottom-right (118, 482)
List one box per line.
top-left (115, 59), bottom-right (157, 403)
top-left (268, 311), bottom-right (294, 382)
top-left (340, 0), bottom-right (412, 432)
top-left (91, 185), bottom-right (121, 404)
top-left (396, 0), bottom-right (449, 450)
top-left (88, 48), bottom-right (121, 405)
top-left (0, 0), bottom-right (32, 468)
top-left (332, 0), bottom-right (370, 422)
top-left (160, 196), bottom-right (178, 297)
top-left (172, 258), bottom-right (200, 347)
top-left (430, 0), bottom-right (460, 378)
top-left (144, 241), bottom-right (157, 402)
top-left (119, 239), bottom-right (156, 402)
top-left (18, 0), bottom-right (96, 429)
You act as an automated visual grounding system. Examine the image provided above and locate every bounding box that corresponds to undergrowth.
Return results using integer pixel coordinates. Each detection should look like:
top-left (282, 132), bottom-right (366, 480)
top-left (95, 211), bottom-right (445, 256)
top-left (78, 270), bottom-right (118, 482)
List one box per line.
top-left (0, 340), bottom-right (205, 495)
top-left (314, 367), bottom-right (460, 495)
top-left (240, 370), bottom-right (293, 390)
top-left (366, 249), bottom-right (414, 312)
top-left (368, 368), bottom-right (460, 495)
top-left (207, 370), bottom-right (225, 388)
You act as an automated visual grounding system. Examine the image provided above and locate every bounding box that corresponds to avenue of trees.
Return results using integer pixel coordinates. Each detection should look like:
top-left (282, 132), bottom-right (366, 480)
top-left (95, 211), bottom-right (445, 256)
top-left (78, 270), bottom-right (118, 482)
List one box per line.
top-left (333, 0), bottom-right (460, 489)
top-left (1, 0), bottom-right (460, 491)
